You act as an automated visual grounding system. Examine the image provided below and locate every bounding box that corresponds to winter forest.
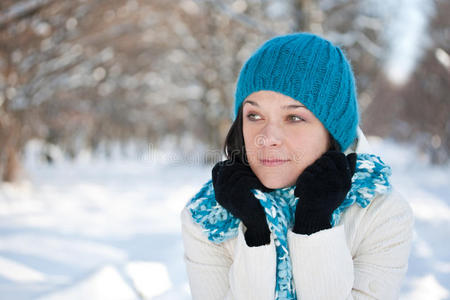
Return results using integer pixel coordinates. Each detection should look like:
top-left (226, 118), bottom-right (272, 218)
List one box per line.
top-left (0, 0), bottom-right (449, 299)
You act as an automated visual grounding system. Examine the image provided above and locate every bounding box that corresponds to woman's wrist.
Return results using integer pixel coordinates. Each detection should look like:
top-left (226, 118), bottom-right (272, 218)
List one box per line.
top-left (244, 226), bottom-right (271, 247)
top-left (292, 208), bottom-right (333, 235)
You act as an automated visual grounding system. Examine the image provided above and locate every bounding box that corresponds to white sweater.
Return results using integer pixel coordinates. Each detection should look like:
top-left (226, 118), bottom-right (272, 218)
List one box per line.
top-left (181, 189), bottom-right (414, 300)
top-left (181, 129), bottom-right (414, 300)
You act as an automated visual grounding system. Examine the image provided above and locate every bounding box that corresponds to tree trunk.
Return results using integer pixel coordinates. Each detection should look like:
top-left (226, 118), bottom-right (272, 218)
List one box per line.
top-left (0, 116), bottom-right (22, 182)
top-left (2, 147), bottom-right (21, 182)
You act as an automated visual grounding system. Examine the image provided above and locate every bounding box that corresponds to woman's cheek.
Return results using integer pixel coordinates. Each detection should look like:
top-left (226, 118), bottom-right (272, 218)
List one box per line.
top-left (244, 128), bottom-right (259, 152)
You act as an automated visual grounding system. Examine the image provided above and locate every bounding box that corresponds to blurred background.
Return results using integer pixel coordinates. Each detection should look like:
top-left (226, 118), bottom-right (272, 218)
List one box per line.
top-left (0, 0), bottom-right (449, 299)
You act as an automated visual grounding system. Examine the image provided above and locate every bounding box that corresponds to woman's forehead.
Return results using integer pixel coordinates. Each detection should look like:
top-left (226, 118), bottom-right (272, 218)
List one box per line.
top-left (244, 91), bottom-right (303, 106)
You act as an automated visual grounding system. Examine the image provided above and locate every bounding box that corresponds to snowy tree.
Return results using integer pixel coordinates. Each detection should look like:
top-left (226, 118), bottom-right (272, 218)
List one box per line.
top-left (0, 0), bottom-right (447, 182)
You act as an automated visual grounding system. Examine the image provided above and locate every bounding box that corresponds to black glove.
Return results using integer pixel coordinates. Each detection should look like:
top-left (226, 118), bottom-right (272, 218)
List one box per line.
top-left (212, 160), bottom-right (271, 247)
top-left (293, 151), bottom-right (357, 235)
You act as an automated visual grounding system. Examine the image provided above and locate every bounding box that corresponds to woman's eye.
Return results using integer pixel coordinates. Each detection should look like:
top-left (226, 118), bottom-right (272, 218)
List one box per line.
top-left (246, 113), bottom-right (262, 121)
top-left (245, 113), bottom-right (304, 122)
top-left (288, 115), bottom-right (305, 122)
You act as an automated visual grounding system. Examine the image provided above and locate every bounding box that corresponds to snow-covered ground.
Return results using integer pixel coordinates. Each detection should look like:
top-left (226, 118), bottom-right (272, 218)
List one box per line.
top-left (0, 138), bottom-right (449, 300)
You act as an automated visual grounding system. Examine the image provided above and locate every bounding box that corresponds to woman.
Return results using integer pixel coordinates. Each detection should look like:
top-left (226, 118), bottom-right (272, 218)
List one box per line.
top-left (181, 32), bottom-right (414, 300)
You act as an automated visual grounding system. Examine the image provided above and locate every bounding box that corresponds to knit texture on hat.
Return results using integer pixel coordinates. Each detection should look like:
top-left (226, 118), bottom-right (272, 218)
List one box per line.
top-left (234, 32), bottom-right (359, 151)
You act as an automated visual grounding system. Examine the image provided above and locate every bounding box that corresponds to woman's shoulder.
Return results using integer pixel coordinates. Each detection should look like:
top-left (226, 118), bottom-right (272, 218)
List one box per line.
top-left (347, 187), bottom-right (414, 241)
top-left (179, 179), bottom-right (214, 238)
top-left (363, 187), bottom-right (414, 223)
top-left (343, 186), bottom-right (414, 228)
top-left (180, 205), bottom-right (203, 238)
top-left (341, 187), bottom-right (414, 256)
top-left (180, 205), bottom-right (191, 224)
top-left (180, 205), bottom-right (216, 248)
top-left (180, 204), bottom-right (238, 260)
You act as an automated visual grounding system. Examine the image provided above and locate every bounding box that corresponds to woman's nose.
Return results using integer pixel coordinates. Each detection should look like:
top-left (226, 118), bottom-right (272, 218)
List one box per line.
top-left (258, 123), bottom-right (283, 147)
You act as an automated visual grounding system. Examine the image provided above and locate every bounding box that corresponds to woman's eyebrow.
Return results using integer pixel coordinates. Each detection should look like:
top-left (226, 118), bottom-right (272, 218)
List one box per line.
top-left (243, 100), bottom-right (259, 107)
top-left (281, 104), bottom-right (305, 109)
top-left (244, 100), bottom-right (305, 110)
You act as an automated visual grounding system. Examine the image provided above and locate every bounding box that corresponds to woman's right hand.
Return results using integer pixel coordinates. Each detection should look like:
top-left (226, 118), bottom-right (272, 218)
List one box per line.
top-left (293, 151), bottom-right (357, 235)
top-left (212, 159), bottom-right (271, 247)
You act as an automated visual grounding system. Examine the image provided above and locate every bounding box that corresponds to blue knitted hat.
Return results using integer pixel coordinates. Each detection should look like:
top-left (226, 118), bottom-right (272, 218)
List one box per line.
top-left (234, 32), bottom-right (359, 151)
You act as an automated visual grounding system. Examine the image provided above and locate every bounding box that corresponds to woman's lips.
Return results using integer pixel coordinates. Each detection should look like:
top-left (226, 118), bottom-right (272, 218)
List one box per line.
top-left (260, 159), bottom-right (290, 166)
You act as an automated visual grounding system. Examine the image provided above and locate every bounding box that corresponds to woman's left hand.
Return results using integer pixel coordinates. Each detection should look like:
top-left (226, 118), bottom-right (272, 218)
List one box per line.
top-left (293, 150), bottom-right (357, 235)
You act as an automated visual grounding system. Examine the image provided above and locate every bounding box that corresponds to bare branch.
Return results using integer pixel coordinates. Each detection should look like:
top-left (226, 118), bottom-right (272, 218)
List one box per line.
top-left (0, 0), bottom-right (53, 27)
top-left (195, 0), bottom-right (277, 36)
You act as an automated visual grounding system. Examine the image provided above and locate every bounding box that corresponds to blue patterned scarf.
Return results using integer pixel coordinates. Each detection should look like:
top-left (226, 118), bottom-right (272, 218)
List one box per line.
top-left (186, 153), bottom-right (392, 299)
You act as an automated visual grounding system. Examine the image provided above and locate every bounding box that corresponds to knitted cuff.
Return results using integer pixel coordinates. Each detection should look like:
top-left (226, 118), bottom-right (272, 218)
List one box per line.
top-left (243, 225), bottom-right (271, 247)
top-left (292, 210), bottom-right (332, 235)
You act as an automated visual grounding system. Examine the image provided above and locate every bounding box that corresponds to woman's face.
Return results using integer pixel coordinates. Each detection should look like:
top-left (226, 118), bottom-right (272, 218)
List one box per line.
top-left (242, 90), bottom-right (330, 189)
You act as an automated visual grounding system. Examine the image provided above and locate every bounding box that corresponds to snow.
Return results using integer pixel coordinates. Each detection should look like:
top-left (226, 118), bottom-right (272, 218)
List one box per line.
top-left (401, 274), bottom-right (449, 300)
top-left (126, 261), bottom-right (172, 298)
top-left (0, 256), bottom-right (46, 283)
top-left (36, 265), bottom-right (137, 300)
top-left (0, 137), bottom-right (449, 299)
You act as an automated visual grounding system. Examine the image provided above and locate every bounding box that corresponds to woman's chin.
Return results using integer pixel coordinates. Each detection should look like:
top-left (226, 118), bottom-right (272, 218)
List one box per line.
top-left (260, 178), bottom-right (295, 190)
top-left (251, 167), bottom-right (298, 190)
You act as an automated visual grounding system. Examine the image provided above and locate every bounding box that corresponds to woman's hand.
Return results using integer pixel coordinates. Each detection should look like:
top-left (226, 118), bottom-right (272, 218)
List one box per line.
top-left (293, 151), bottom-right (357, 235)
top-left (212, 160), bottom-right (271, 247)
